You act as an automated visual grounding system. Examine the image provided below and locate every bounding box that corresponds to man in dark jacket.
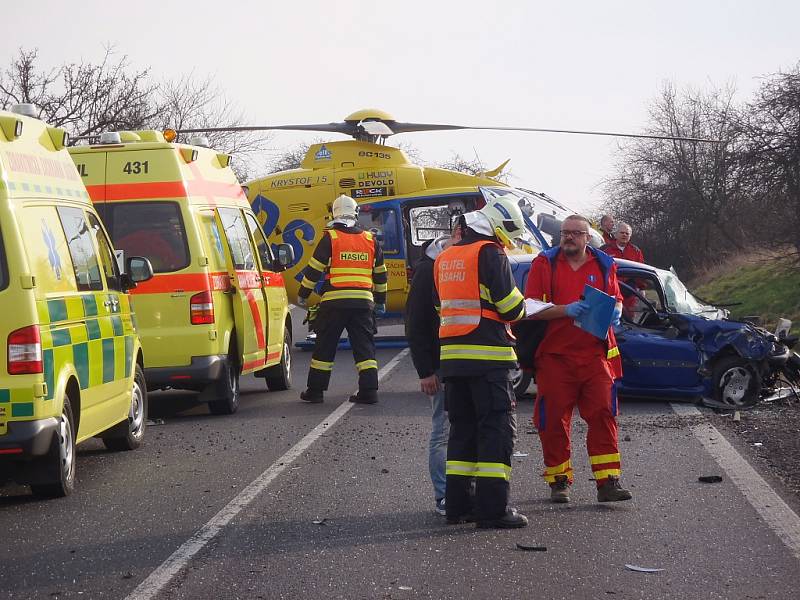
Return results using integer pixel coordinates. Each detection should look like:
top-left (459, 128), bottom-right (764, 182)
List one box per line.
top-left (406, 226), bottom-right (461, 515)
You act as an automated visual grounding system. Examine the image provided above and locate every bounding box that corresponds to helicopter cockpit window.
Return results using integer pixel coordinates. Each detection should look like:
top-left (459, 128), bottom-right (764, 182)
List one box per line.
top-left (409, 205), bottom-right (454, 246)
top-left (357, 206), bottom-right (400, 255)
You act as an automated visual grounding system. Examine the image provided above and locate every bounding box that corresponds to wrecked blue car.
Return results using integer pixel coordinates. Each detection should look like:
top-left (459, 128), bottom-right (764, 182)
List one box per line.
top-left (611, 259), bottom-right (799, 407)
top-left (510, 253), bottom-right (800, 407)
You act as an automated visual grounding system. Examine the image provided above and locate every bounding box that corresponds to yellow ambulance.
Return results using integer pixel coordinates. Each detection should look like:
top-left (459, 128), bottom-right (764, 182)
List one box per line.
top-left (69, 132), bottom-right (295, 415)
top-left (0, 105), bottom-right (154, 497)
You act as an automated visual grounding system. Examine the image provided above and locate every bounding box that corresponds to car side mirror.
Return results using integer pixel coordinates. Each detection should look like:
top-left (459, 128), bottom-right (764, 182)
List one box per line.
top-left (275, 243), bottom-right (295, 271)
top-left (127, 256), bottom-right (154, 283)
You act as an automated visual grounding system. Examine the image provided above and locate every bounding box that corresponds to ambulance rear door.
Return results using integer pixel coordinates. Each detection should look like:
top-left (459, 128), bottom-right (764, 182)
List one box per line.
top-left (215, 207), bottom-right (268, 373)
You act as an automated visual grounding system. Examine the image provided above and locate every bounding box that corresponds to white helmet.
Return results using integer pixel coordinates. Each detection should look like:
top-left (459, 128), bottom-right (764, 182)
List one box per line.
top-left (331, 194), bottom-right (359, 224)
top-left (478, 196), bottom-right (526, 248)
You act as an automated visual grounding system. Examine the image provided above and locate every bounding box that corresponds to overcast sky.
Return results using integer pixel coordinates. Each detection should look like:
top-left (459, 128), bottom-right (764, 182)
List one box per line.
top-left (4, 1), bottom-right (799, 212)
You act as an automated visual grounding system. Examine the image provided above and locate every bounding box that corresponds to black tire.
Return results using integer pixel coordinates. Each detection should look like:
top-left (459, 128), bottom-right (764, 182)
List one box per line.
top-left (31, 396), bottom-right (76, 498)
top-left (265, 328), bottom-right (292, 391)
top-left (511, 368), bottom-right (533, 398)
top-left (103, 364), bottom-right (147, 451)
top-left (712, 355), bottom-right (762, 408)
top-left (208, 353), bottom-right (240, 415)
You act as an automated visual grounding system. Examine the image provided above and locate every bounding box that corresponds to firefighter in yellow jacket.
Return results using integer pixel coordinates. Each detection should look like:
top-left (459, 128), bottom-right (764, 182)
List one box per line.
top-left (298, 195), bottom-right (388, 404)
top-left (433, 197), bottom-right (530, 529)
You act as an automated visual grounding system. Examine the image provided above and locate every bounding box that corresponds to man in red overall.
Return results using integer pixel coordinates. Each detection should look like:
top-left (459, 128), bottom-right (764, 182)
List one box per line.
top-left (525, 214), bottom-right (632, 503)
top-left (601, 221), bottom-right (644, 263)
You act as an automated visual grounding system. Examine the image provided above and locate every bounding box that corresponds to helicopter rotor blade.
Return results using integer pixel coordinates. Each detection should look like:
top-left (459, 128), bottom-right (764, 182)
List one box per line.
top-left (389, 122), bottom-right (723, 144)
top-left (174, 123), bottom-right (356, 135)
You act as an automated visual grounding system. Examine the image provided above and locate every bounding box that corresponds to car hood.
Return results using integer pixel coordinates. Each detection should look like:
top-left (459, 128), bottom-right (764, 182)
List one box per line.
top-left (670, 313), bottom-right (773, 360)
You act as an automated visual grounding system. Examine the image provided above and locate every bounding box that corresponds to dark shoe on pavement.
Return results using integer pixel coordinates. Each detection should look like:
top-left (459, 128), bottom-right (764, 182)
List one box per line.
top-left (446, 511), bottom-right (476, 525)
top-left (300, 389), bottom-right (323, 403)
top-left (476, 508), bottom-right (529, 529)
top-left (349, 390), bottom-right (378, 404)
top-left (550, 475), bottom-right (571, 503)
top-left (597, 475), bottom-right (633, 502)
top-left (434, 498), bottom-right (446, 516)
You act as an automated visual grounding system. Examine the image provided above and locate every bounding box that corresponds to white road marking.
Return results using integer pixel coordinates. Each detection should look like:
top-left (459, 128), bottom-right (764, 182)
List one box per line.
top-left (672, 403), bottom-right (800, 560)
top-left (126, 348), bottom-right (410, 600)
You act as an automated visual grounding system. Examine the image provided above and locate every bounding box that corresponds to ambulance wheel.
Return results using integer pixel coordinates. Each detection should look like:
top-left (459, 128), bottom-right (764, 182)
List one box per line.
top-left (209, 353), bottom-right (240, 415)
top-left (31, 396), bottom-right (76, 498)
top-left (103, 365), bottom-right (147, 451)
top-left (265, 329), bottom-right (292, 391)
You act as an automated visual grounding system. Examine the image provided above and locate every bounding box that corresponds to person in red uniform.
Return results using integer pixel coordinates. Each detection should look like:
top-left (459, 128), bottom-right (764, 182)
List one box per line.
top-left (601, 221), bottom-right (644, 263)
top-left (525, 214), bottom-right (632, 503)
top-left (599, 214), bottom-right (616, 246)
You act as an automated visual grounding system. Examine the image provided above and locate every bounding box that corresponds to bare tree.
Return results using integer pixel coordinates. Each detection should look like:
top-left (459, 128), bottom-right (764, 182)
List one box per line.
top-left (437, 151), bottom-right (512, 182)
top-left (1, 47), bottom-right (268, 181)
top-left (604, 82), bottom-right (749, 275)
top-left (739, 63), bottom-right (800, 262)
top-left (0, 47), bottom-right (157, 139)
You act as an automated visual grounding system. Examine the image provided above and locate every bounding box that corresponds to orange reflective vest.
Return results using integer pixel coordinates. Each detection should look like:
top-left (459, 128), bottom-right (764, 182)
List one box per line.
top-left (435, 240), bottom-right (506, 338)
top-left (327, 230), bottom-right (375, 289)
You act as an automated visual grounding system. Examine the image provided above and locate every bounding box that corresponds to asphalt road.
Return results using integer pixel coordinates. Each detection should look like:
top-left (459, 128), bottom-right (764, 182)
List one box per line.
top-left (2, 311), bottom-right (799, 599)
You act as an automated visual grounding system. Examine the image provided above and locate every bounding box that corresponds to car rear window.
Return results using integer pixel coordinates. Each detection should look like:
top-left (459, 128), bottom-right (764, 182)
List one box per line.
top-left (103, 202), bottom-right (190, 273)
top-left (0, 226), bottom-right (8, 291)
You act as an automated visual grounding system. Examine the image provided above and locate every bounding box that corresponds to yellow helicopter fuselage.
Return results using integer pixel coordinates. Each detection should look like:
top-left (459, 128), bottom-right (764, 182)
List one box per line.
top-left (246, 140), bottom-right (507, 312)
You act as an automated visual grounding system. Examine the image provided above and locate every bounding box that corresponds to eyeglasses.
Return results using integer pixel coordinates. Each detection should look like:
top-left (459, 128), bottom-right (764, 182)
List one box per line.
top-left (560, 230), bottom-right (589, 238)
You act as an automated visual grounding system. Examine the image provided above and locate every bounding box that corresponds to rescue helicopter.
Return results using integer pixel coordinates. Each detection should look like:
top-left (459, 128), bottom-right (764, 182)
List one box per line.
top-left (173, 109), bottom-right (718, 313)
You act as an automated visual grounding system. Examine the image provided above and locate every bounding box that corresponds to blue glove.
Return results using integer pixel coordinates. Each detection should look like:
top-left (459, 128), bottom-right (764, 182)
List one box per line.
top-left (611, 305), bottom-right (622, 326)
top-left (565, 300), bottom-right (590, 319)
top-left (374, 303), bottom-right (386, 317)
top-left (296, 296), bottom-right (307, 309)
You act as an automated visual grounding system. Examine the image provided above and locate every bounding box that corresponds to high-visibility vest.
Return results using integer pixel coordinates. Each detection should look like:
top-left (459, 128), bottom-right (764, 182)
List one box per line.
top-left (327, 230), bottom-right (375, 289)
top-left (435, 240), bottom-right (506, 338)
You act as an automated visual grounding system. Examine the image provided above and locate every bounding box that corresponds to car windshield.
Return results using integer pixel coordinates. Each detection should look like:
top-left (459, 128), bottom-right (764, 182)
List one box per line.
top-left (659, 269), bottom-right (717, 316)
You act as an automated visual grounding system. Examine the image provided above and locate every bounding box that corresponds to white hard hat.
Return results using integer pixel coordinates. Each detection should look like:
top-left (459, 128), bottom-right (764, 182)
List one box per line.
top-left (478, 196), bottom-right (526, 248)
top-left (331, 195), bottom-right (359, 223)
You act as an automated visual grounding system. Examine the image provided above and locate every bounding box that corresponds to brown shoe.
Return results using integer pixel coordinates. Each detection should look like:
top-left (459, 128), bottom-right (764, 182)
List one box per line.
top-left (597, 475), bottom-right (632, 502)
top-left (550, 475), bottom-right (571, 503)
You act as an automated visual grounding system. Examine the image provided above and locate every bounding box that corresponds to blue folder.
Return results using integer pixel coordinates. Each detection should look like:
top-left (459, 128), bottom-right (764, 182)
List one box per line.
top-left (574, 284), bottom-right (616, 340)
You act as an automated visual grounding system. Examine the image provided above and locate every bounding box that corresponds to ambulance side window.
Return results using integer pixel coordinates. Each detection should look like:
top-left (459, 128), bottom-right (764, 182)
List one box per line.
top-left (0, 227), bottom-right (7, 291)
top-left (244, 212), bottom-right (275, 270)
top-left (198, 211), bottom-right (228, 271)
top-left (87, 212), bottom-right (121, 291)
top-left (217, 208), bottom-right (256, 270)
top-left (57, 206), bottom-right (103, 291)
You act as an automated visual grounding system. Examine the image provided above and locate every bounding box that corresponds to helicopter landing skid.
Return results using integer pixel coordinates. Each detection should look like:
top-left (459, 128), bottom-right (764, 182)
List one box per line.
top-left (294, 335), bottom-right (409, 351)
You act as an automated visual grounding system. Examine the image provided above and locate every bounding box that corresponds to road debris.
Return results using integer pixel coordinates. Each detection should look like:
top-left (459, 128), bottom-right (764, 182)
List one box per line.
top-left (312, 518), bottom-right (327, 525)
top-left (698, 475), bottom-right (723, 483)
top-left (516, 543), bottom-right (547, 551)
top-left (733, 411), bottom-right (741, 422)
top-left (146, 418), bottom-right (165, 426)
top-left (624, 564), bottom-right (664, 573)
top-left (398, 586), bottom-right (413, 591)
top-left (512, 451), bottom-right (528, 458)
top-left (753, 442), bottom-right (763, 447)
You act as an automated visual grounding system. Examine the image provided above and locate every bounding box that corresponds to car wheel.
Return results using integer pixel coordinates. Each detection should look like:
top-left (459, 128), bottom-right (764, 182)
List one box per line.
top-left (511, 368), bottom-right (532, 398)
top-left (103, 364), bottom-right (148, 451)
top-left (209, 353), bottom-right (240, 415)
top-left (31, 396), bottom-right (76, 498)
top-left (712, 356), bottom-right (762, 408)
top-left (265, 328), bottom-right (292, 391)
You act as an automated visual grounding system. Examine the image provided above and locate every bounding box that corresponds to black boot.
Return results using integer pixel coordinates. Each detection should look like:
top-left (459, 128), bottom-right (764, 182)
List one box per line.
top-left (349, 390), bottom-right (378, 404)
top-left (476, 508), bottom-right (529, 529)
top-left (300, 389), bottom-right (324, 403)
